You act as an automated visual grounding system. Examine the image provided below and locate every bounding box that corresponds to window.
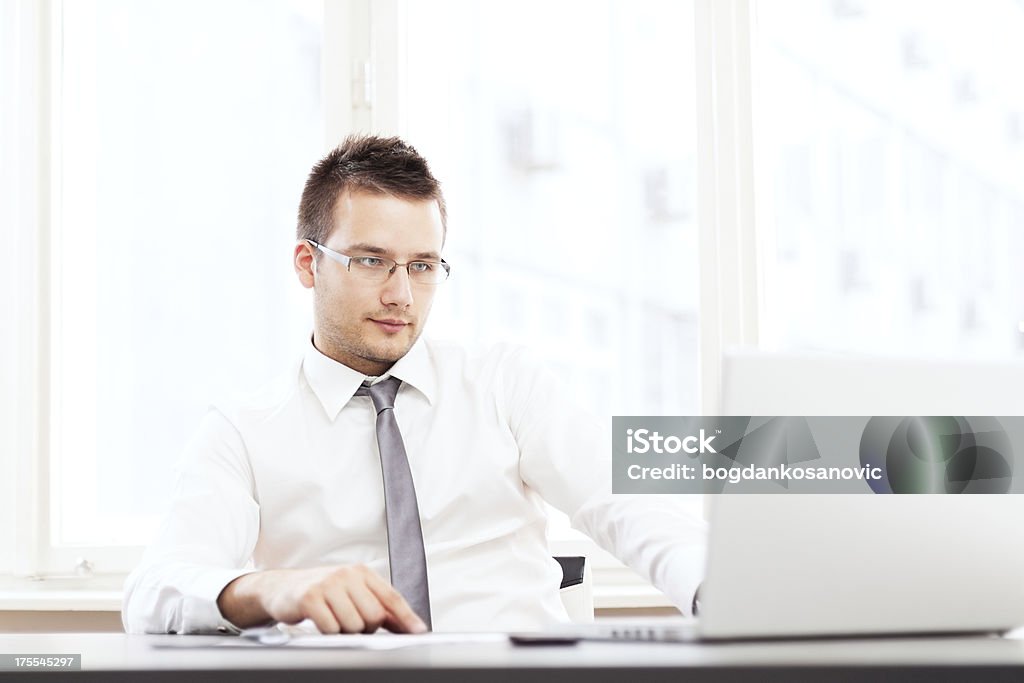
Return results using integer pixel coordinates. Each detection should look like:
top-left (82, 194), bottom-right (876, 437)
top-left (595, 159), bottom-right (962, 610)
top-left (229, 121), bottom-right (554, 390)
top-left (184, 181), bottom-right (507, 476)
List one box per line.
top-left (403, 0), bottom-right (701, 417)
top-left (755, 0), bottom-right (1024, 358)
top-left (0, 0), bottom-right (38, 576)
top-left (43, 0), bottom-right (323, 572)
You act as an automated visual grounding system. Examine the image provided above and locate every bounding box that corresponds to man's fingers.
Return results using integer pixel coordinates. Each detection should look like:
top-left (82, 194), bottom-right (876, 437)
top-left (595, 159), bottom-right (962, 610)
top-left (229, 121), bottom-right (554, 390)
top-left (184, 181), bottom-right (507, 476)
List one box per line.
top-left (323, 589), bottom-right (366, 633)
top-left (279, 566), bottom-right (425, 635)
top-left (346, 584), bottom-right (389, 634)
top-left (301, 595), bottom-right (341, 634)
top-left (381, 613), bottom-right (410, 634)
top-left (364, 571), bottom-right (428, 633)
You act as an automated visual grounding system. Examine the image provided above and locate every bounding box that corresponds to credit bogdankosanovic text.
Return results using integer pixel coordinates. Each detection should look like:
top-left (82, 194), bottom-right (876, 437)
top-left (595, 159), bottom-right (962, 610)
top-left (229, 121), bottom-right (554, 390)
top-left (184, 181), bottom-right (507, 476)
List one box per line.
top-left (624, 428), bottom-right (883, 484)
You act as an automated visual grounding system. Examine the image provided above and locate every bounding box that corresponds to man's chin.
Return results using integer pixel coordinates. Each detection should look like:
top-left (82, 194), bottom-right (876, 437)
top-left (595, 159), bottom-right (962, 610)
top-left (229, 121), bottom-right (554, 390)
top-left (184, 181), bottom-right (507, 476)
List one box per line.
top-left (365, 333), bottom-right (418, 363)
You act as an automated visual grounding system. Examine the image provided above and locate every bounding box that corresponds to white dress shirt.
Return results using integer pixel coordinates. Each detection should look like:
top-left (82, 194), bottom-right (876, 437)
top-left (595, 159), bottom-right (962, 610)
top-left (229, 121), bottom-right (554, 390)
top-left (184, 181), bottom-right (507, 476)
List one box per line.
top-left (122, 338), bottom-right (706, 633)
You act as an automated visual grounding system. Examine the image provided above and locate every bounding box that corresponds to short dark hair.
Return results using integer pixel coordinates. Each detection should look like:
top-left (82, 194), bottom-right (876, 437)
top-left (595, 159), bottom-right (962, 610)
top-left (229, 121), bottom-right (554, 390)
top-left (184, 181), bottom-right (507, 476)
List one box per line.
top-left (296, 135), bottom-right (447, 245)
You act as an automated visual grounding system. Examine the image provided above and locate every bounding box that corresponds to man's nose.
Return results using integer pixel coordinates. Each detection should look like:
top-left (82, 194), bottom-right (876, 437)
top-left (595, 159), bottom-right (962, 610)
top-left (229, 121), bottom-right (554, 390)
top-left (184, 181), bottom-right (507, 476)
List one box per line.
top-left (381, 265), bottom-right (415, 307)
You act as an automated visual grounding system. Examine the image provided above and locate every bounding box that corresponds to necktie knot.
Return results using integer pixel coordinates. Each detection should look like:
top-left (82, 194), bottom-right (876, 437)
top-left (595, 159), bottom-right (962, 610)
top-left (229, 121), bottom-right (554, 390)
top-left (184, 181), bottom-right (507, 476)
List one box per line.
top-left (355, 376), bottom-right (402, 415)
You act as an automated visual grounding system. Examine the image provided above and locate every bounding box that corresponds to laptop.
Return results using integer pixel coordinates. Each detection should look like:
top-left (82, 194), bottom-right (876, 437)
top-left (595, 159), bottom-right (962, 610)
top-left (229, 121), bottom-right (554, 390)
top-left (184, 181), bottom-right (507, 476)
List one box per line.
top-left (517, 494), bottom-right (1024, 643)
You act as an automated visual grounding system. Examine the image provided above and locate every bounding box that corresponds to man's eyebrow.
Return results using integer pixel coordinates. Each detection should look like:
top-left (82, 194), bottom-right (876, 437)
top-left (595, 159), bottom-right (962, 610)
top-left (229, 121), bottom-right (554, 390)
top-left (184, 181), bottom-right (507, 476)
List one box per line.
top-left (346, 243), bottom-right (389, 255)
top-left (347, 243), bottom-right (441, 261)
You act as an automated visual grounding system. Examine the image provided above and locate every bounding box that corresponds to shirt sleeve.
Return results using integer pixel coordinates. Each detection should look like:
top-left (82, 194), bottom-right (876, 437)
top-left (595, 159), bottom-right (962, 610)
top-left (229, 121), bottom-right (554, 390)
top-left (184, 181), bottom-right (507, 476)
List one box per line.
top-left (121, 407), bottom-right (261, 634)
top-left (505, 348), bottom-right (707, 616)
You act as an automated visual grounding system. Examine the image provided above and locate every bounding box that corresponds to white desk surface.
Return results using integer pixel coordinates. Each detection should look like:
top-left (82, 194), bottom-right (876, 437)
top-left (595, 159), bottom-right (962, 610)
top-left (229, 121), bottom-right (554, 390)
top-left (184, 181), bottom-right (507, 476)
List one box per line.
top-left (3, 632), bottom-right (1024, 681)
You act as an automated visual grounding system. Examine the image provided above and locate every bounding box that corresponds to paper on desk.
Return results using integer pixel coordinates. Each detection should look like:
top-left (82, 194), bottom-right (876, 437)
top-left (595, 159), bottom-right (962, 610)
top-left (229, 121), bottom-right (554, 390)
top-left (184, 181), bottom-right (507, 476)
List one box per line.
top-left (151, 626), bottom-right (506, 650)
top-left (245, 619), bottom-right (504, 648)
top-left (272, 632), bottom-right (506, 649)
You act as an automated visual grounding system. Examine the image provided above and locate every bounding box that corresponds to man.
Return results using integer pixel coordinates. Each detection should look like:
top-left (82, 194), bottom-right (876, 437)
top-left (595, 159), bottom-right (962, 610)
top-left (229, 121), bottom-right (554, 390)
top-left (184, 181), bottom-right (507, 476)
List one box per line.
top-left (122, 135), bottom-right (705, 634)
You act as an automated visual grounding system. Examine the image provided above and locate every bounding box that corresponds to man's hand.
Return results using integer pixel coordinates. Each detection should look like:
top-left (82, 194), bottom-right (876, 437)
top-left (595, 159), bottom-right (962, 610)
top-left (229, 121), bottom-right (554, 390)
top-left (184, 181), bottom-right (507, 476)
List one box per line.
top-left (217, 565), bottom-right (428, 634)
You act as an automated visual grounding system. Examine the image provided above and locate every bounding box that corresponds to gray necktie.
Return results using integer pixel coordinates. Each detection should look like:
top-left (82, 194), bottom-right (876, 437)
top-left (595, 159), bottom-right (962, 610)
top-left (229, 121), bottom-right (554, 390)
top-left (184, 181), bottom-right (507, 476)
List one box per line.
top-left (355, 377), bottom-right (432, 630)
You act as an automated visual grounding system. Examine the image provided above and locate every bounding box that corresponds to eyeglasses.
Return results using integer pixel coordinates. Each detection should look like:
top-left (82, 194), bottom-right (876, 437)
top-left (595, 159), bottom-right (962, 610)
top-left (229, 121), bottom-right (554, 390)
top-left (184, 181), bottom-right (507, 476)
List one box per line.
top-left (306, 240), bottom-right (451, 285)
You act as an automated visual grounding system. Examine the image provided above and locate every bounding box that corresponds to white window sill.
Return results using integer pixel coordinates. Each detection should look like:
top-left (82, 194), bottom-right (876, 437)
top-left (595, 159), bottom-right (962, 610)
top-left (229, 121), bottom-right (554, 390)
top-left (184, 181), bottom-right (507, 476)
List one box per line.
top-left (0, 575), bottom-right (124, 611)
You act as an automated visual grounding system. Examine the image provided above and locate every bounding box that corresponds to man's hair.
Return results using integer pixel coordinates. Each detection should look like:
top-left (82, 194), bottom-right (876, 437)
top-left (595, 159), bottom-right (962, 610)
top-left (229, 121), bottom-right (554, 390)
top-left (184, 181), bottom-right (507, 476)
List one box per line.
top-left (296, 135), bottom-right (447, 245)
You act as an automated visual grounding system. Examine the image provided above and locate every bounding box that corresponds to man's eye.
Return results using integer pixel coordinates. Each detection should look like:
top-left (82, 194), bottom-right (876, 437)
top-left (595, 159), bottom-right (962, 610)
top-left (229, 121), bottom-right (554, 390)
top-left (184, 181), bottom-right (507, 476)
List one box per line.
top-left (409, 262), bottom-right (433, 273)
top-left (352, 257), bottom-right (386, 268)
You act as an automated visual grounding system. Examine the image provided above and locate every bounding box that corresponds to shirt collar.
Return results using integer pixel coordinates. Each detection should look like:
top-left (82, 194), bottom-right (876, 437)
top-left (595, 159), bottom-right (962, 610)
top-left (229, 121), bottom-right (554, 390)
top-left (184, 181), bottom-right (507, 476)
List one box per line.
top-left (302, 336), bottom-right (436, 421)
top-left (386, 336), bottom-right (436, 405)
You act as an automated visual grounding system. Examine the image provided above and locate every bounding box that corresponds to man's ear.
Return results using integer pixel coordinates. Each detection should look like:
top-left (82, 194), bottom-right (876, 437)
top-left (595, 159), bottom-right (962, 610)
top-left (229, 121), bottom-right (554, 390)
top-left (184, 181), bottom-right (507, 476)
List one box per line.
top-left (294, 240), bottom-right (316, 289)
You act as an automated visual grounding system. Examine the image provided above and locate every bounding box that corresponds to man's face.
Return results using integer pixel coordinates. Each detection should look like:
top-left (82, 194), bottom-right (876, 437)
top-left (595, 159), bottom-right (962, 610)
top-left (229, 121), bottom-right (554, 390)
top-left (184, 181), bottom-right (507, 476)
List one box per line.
top-left (297, 190), bottom-right (445, 375)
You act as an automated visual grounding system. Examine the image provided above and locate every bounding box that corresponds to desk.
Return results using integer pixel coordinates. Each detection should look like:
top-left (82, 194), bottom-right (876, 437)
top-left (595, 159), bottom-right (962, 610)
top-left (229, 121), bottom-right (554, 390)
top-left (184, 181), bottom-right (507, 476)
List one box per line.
top-left (3, 632), bottom-right (1024, 682)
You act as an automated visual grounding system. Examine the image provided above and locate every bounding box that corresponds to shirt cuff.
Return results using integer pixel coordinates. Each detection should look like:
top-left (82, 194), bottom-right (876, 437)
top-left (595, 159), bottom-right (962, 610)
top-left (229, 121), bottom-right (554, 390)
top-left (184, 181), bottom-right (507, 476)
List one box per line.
top-left (654, 544), bottom-right (706, 618)
top-left (184, 567), bottom-right (260, 634)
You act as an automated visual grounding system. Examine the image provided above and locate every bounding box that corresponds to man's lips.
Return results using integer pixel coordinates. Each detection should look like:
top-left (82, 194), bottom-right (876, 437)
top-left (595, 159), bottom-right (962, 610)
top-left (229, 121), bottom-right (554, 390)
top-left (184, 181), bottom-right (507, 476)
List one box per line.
top-left (369, 318), bottom-right (411, 333)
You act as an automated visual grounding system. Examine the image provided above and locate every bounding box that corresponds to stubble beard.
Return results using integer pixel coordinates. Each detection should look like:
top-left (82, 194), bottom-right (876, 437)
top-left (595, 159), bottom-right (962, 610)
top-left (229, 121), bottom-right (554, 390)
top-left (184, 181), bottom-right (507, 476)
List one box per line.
top-left (330, 321), bottom-right (417, 367)
top-left (314, 307), bottom-right (420, 373)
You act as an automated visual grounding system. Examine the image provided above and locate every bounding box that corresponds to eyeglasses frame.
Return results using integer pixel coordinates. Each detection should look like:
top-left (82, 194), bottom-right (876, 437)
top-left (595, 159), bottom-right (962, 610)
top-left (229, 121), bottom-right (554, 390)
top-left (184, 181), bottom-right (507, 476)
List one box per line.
top-left (305, 239), bottom-right (451, 284)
